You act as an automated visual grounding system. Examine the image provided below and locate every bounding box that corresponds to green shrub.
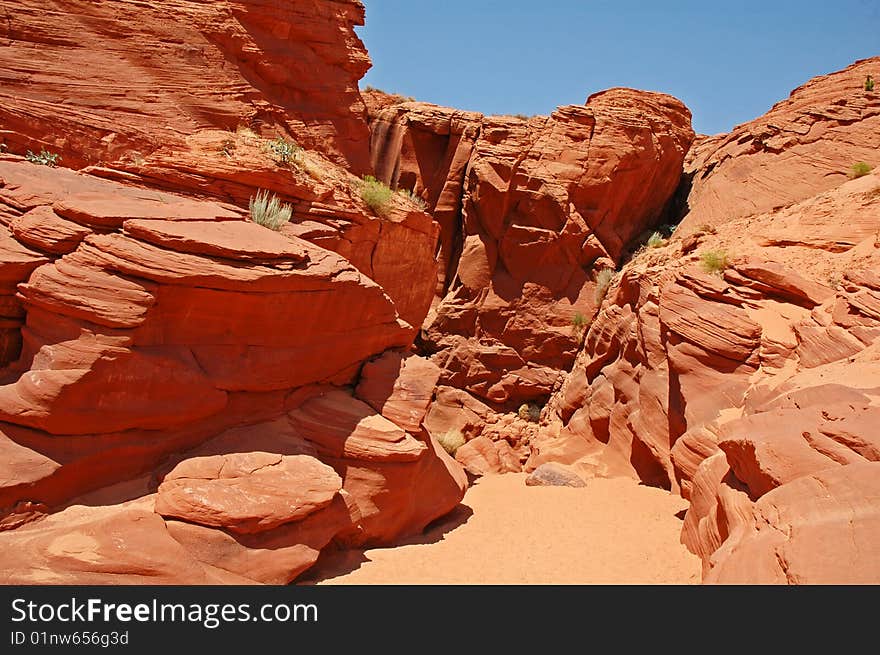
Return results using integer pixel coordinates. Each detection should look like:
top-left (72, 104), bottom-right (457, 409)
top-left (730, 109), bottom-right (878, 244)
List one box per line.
top-left (571, 311), bottom-right (588, 337)
top-left (266, 137), bottom-right (302, 166)
top-left (866, 75), bottom-right (875, 92)
top-left (594, 268), bottom-right (615, 304)
top-left (436, 429), bottom-right (466, 457)
top-left (700, 249), bottom-right (730, 275)
top-left (517, 403), bottom-right (542, 423)
top-left (25, 149), bottom-right (60, 167)
top-left (647, 231), bottom-right (667, 248)
top-left (397, 187), bottom-right (427, 211)
top-left (850, 161), bottom-right (873, 179)
top-left (249, 189), bottom-right (292, 230)
top-left (360, 175), bottom-right (393, 215)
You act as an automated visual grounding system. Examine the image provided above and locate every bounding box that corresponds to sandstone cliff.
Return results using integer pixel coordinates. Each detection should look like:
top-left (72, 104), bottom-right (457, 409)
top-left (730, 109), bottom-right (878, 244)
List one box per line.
top-left (531, 57), bottom-right (880, 583)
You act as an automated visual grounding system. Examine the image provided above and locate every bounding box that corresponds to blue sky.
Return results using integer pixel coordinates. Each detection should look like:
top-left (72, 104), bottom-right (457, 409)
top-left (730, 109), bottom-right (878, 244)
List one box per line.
top-left (357, 0), bottom-right (879, 135)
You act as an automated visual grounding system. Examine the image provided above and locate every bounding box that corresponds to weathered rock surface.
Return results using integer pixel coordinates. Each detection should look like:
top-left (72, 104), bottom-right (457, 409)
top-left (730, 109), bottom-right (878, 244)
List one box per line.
top-left (534, 59), bottom-right (880, 584)
top-left (0, 159), bottom-right (463, 584)
top-left (680, 57), bottom-right (880, 230)
top-left (0, 0), bottom-right (372, 173)
top-left (155, 453), bottom-right (342, 534)
top-left (368, 89), bottom-right (694, 408)
top-left (706, 462), bottom-right (880, 584)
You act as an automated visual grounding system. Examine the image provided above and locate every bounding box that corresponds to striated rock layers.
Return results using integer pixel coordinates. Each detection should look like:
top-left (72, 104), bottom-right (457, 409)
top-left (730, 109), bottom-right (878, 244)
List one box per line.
top-left (532, 57), bottom-right (880, 583)
top-left (366, 89), bottom-right (694, 414)
top-left (680, 57), bottom-right (880, 229)
top-left (0, 159), bottom-right (466, 584)
top-left (0, 0), bottom-right (372, 173)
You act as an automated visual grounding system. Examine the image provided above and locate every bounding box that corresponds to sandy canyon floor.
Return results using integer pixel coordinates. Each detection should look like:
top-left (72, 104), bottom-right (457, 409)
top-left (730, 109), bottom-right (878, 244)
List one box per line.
top-left (304, 474), bottom-right (701, 585)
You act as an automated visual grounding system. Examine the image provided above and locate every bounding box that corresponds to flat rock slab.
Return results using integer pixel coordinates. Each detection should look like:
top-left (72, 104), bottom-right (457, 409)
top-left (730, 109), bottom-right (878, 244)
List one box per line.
top-left (53, 192), bottom-right (241, 229)
top-left (156, 452), bottom-right (342, 534)
top-left (289, 389), bottom-right (428, 462)
top-left (124, 219), bottom-right (309, 262)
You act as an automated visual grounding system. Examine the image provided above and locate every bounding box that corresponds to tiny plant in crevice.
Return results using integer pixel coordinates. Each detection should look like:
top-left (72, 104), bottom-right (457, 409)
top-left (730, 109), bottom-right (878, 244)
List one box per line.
top-left (700, 249), bottom-right (730, 275)
top-left (571, 311), bottom-right (588, 337)
top-left (517, 403), bottom-right (542, 423)
top-left (266, 137), bottom-right (302, 167)
top-left (360, 175), bottom-right (393, 216)
top-left (850, 161), bottom-right (873, 179)
top-left (594, 268), bottom-right (615, 305)
top-left (249, 189), bottom-right (292, 231)
top-left (25, 149), bottom-right (61, 167)
top-left (647, 231), bottom-right (667, 248)
top-left (397, 187), bottom-right (428, 212)
top-left (436, 429), bottom-right (466, 457)
top-left (866, 75), bottom-right (875, 92)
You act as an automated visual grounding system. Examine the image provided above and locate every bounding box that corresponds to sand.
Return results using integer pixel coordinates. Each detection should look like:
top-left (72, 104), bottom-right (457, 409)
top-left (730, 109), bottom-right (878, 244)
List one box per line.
top-left (304, 473), bottom-right (702, 585)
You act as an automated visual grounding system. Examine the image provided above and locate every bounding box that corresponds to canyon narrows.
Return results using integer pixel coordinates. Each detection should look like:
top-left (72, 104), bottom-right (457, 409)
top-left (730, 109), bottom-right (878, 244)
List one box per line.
top-left (0, 0), bottom-right (877, 585)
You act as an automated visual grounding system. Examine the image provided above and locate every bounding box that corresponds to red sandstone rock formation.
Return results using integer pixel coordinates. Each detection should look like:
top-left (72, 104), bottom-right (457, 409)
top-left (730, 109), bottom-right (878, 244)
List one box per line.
top-left (367, 89), bottom-right (694, 414)
top-left (0, 158), bottom-right (465, 583)
top-left (0, 0), bottom-right (372, 173)
top-left (533, 59), bottom-right (880, 583)
top-left (680, 57), bottom-right (880, 230)
top-left (1, 0), bottom-right (877, 588)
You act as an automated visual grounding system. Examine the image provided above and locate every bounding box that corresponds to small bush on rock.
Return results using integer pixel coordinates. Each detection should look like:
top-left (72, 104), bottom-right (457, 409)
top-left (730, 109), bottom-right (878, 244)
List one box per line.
top-left (700, 249), bottom-right (730, 275)
top-left (397, 188), bottom-right (427, 211)
top-left (26, 149), bottom-right (60, 167)
top-left (647, 231), bottom-right (667, 248)
top-left (249, 189), bottom-right (292, 231)
top-left (266, 137), bottom-right (302, 166)
top-left (594, 268), bottom-right (615, 304)
top-left (436, 429), bottom-right (466, 457)
top-left (360, 175), bottom-right (393, 216)
top-left (850, 161), bottom-right (873, 179)
top-left (518, 403), bottom-right (542, 423)
top-left (571, 311), bottom-right (588, 337)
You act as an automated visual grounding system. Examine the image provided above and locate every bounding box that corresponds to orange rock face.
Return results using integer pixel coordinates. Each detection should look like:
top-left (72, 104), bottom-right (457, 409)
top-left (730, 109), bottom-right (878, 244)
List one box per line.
top-left (0, 156), bottom-right (464, 583)
top-left (0, 0), bottom-right (372, 173)
top-left (367, 89), bottom-right (694, 409)
top-left (680, 57), bottom-right (880, 230)
top-left (1, 0), bottom-right (876, 587)
top-left (534, 59), bottom-right (880, 583)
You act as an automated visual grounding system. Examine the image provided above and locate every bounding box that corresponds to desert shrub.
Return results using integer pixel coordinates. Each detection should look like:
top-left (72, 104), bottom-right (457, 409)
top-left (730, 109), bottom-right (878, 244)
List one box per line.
top-left (436, 429), bottom-right (466, 457)
top-left (397, 188), bottom-right (427, 211)
top-left (647, 231), bottom-right (667, 248)
top-left (850, 161), bottom-right (873, 179)
top-left (25, 149), bottom-right (60, 167)
top-left (360, 175), bottom-right (393, 215)
top-left (249, 189), bottom-right (292, 230)
top-left (866, 75), bottom-right (875, 92)
top-left (594, 268), bottom-right (615, 304)
top-left (517, 403), bottom-right (542, 423)
top-left (266, 137), bottom-right (302, 166)
top-left (700, 249), bottom-right (730, 275)
top-left (571, 311), bottom-right (588, 337)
